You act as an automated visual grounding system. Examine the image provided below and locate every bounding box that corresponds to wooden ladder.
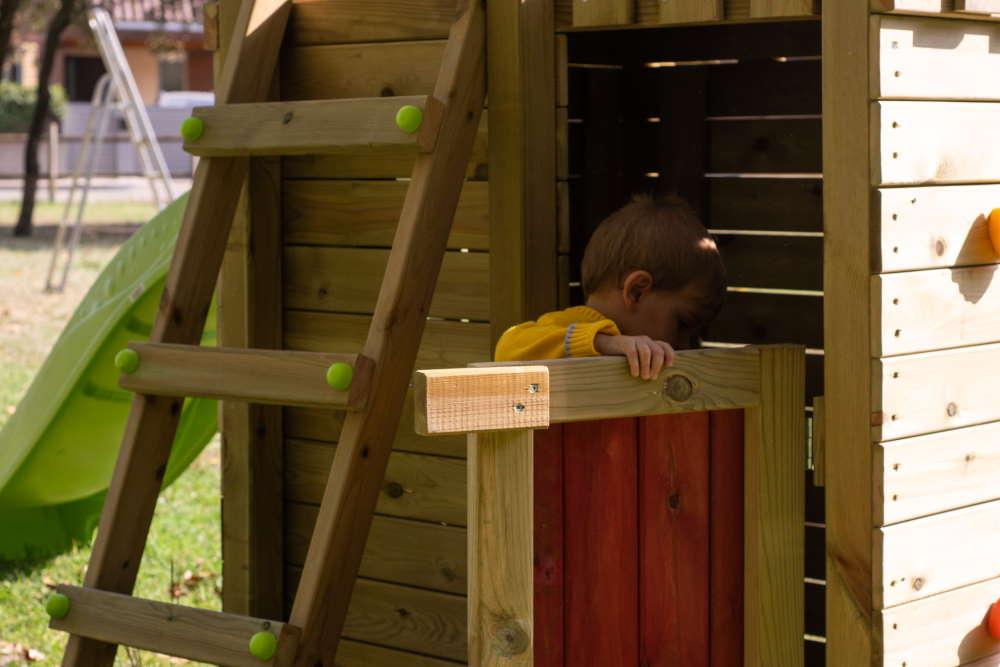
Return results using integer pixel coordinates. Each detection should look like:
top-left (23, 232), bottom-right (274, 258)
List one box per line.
top-left (48, 1), bottom-right (485, 665)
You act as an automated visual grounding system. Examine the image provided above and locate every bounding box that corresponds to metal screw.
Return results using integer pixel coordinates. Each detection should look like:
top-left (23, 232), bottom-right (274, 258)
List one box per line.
top-left (947, 402), bottom-right (958, 417)
top-left (528, 383), bottom-right (540, 394)
top-left (912, 577), bottom-right (924, 591)
top-left (514, 403), bottom-right (526, 413)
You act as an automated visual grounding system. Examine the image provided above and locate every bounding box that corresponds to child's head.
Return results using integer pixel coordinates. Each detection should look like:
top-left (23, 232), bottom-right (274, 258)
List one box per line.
top-left (581, 194), bottom-right (726, 349)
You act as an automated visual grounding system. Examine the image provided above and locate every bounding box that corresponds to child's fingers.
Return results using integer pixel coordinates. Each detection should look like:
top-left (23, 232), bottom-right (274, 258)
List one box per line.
top-left (624, 341), bottom-right (640, 378)
top-left (649, 343), bottom-right (666, 378)
top-left (659, 341), bottom-right (676, 367)
top-left (638, 340), bottom-right (653, 379)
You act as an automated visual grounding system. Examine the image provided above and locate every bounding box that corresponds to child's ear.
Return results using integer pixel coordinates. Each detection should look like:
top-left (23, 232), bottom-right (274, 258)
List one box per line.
top-left (621, 270), bottom-right (654, 306)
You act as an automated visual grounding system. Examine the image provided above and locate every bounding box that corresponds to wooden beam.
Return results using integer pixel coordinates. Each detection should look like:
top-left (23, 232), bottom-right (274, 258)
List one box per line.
top-left (119, 343), bottom-right (374, 410)
top-left (824, 0), bottom-right (876, 665)
top-left (468, 429), bottom-right (534, 667)
top-left (812, 395), bottom-right (825, 486)
top-left (743, 345), bottom-right (805, 667)
top-left (185, 96), bottom-right (439, 156)
top-left (50, 585), bottom-right (297, 667)
top-left (415, 347), bottom-right (764, 435)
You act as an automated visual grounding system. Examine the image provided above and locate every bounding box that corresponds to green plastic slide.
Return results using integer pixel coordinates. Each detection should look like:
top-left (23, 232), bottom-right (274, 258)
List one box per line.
top-left (0, 193), bottom-right (218, 561)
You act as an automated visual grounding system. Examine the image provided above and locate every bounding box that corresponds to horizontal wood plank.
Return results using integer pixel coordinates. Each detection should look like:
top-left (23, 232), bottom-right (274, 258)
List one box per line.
top-left (881, 575), bottom-right (1000, 667)
top-left (283, 180), bottom-right (489, 250)
top-left (875, 265), bottom-right (1000, 355)
top-left (877, 184), bottom-right (1000, 272)
top-left (287, 0), bottom-right (458, 46)
top-left (705, 292), bottom-right (824, 349)
top-left (283, 247), bottom-right (490, 321)
top-left (335, 638), bottom-right (462, 667)
top-left (875, 15), bottom-right (1000, 101)
top-left (285, 505), bottom-right (466, 593)
top-left (708, 59), bottom-right (821, 116)
top-left (878, 499), bottom-right (1000, 607)
top-left (708, 178), bottom-right (823, 233)
top-left (877, 421), bottom-right (1000, 524)
top-left (875, 342), bottom-right (1000, 440)
top-left (874, 101), bottom-right (1000, 185)
top-left (707, 117), bottom-right (822, 174)
top-left (717, 234), bottom-right (823, 291)
top-left (285, 438), bottom-right (466, 525)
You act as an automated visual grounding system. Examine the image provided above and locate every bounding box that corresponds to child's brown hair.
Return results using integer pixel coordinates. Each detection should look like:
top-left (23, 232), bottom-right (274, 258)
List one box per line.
top-left (581, 194), bottom-right (727, 327)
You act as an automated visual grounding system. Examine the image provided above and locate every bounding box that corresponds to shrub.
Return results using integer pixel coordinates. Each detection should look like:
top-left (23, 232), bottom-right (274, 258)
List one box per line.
top-left (0, 81), bottom-right (66, 133)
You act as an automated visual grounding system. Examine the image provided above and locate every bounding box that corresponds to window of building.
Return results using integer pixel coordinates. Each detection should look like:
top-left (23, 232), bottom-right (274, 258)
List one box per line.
top-left (158, 54), bottom-right (185, 92)
top-left (64, 55), bottom-right (106, 102)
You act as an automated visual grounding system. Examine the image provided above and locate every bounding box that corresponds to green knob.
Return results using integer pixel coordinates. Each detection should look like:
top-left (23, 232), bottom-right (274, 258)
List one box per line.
top-left (249, 631), bottom-right (278, 661)
top-left (45, 593), bottom-right (70, 620)
top-left (180, 116), bottom-right (204, 142)
top-left (395, 104), bottom-right (423, 134)
top-left (114, 348), bottom-right (140, 374)
top-left (326, 362), bottom-right (354, 391)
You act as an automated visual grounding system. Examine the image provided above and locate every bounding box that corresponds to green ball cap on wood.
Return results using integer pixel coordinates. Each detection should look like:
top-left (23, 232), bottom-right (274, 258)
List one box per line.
top-left (326, 362), bottom-right (354, 391)
top-left (180, 116), bottom-right (204, 142)
top-left (114, 348), bottom-right (140, 374)
top-left (45, 593), bottom-right (70, 620)
top-left (248, 631), bottom-right (278, 661)
top-left (395, 104), bottom-right (423, 134)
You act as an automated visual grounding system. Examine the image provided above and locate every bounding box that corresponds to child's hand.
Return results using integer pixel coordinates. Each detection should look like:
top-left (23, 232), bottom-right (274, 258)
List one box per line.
top-left (595, 334), bottom-right (675, 380)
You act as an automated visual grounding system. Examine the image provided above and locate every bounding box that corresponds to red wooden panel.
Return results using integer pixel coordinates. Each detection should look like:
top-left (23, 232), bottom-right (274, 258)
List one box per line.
top-left (709, 409), bottom-right (745, 667)
top-left (639, 413), bottom-right (712, 667)
top-left (534, 425), bottom-right (564, 667)
top-left (563, 418), bottom-right (639, 667)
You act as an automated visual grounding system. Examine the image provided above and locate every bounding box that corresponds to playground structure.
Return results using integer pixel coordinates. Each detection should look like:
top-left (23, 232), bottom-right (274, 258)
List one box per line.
top-left (12, 0), bottom-right (1000, 665)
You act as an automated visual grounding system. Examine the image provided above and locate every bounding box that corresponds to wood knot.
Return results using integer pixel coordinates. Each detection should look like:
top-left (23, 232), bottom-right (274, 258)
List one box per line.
top-left (663, 375), bottom-right (693, 402)
top-left (491, 620), bottom-right (530, 657)
top-left (385, 481), bottom-right (405, 498)
top-left (282, 111), bottom-right (293, 124)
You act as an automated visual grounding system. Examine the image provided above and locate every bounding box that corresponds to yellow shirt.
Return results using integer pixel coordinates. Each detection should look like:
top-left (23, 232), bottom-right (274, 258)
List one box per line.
top-left (495, 305), bottom-right (621, 362)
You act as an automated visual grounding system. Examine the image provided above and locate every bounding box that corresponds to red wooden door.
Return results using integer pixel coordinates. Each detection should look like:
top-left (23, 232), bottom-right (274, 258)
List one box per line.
top-left (533, 410), bottom-right (744, 667)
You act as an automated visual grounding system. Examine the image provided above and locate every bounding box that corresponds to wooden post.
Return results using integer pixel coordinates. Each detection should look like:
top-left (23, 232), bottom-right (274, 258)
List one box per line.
top-left (743, 345), bottom-right (804, 667)
top-left (468, 429), bottom-right (534, 667)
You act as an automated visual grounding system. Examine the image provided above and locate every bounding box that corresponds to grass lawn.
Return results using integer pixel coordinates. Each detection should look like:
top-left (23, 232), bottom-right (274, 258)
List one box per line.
top-left (0, 205), bottom-right (221, 666)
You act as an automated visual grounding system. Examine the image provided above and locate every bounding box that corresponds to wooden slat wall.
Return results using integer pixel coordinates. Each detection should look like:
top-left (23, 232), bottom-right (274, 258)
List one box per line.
top-left (274, 2), bottom-right (489, 662)
top-left (564, 21), bottom-right (824, 665)
top-left (555, 0), bottom-right (820, 28)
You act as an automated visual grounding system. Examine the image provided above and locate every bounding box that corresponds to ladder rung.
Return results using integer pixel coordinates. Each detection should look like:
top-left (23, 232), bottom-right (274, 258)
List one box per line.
top-left (49, 585), bottom-right (297, 666)
top-left (117, 343), bottom-right (374, 410)
top-left (183, 95), bottom-right (441, 157)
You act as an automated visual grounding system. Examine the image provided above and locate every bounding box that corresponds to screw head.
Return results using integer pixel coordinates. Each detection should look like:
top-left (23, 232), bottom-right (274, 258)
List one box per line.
top-left (180, 116), bottom-right (204, 142)
top-left (114, 348), bottom-right (140, 374)
top-left (947, 402), bottom-right (959, 417)
top-left (326, 362), bottom-right (354, 391)
top-left (45, 593), bottom-right (70, 620)
top-left (395, 104), bottom-right (424, 134)
top-left (248, 631), bottom-right (277, 661)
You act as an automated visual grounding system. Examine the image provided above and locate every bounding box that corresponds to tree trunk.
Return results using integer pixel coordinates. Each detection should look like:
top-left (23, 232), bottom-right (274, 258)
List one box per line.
top-left (0, 0), bottom-right (23, 71)
top-left (13, 0), bottom-right (75, 237)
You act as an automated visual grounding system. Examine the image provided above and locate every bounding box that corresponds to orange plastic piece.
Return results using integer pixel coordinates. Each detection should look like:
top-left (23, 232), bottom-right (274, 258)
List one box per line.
top-left (989, 208), bottom-right (1000, 257)
top-left (987, 597), bottom-right (1000, 640)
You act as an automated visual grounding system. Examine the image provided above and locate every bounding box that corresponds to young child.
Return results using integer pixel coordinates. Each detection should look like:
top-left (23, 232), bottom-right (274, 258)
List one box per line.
top-left (495, 194), bottom-right (726, 378)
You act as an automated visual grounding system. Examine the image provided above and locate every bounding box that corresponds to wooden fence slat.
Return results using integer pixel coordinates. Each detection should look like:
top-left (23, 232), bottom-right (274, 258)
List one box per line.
top-left (874, 101), bottom-right (1000, 185)
top-left (639, 413), bottom-right (712, 666)
top-left (707, 118), bottom-right (822, 174)
top-left (334, 638), bottom-right (462, 667)
top-left (573, 0), bottom-right (633, 26)
top-left (659, 0), bottom-right (723, 23)
top-left (717, 235), bottom-right (823, 291)
top-left (534, 426), bottom-right (565, 667)
top-left (708, 178), bottom-right (823, 233)
top-left (877, 420), bottom-right (1000, 525)
top-left (750, 0), bottom-right (819, 16)
top-left (705, 292), bottom-right (824, 350)
top-left (564, 418), bottom-right (639, 667)
top-left (710, 409), bottom-right (745, 667)
top-left (708, 59), bottom-right (821, 116)
top-left (287, 0), bottom-right (458, 46)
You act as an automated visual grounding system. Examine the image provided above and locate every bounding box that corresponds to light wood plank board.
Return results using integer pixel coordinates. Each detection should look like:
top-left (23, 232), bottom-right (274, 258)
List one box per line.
top-left (283, 246), bottom-right (490, 321)
top-left (186, 96), bottom-right (433, 156)
top-left (877, 421), bottom-right (1000, 524)
top-left (287, 0), bottom-right (459, 46)
top-left (875, 342), bottom-right (1000, 440)
top-left (285, 506), bottom-right (466, 593)
top-left (50, 585), bottom-right (291, 667)
top-left (877, 184), bottom-right (1000, 272)
top-left (881, 575), bottom-right (1000, 667)
top-left (573, 0), bottom-right (633, 26)
top-left (874, 265), bottom-right (1000, 355)
top-left (334, 638), bottom-right (462, 667)
top-left (284, 438), bottom-right (467, 526)
top-left (283, 180), bottom-right (489, 251)
top-left (874, 15), bottom-right (1000, 100)
top-left (659, 0), bottom-right (723, 22)
top-left (468, 429), bottom-right (534, 667)
top-left (877, 498), bottom-right (1000, 606)
top-left (872, 0), bottom-right (953, 11)
top-left (416, 367), bottom-right (550, 435)
top-left (874, 101), bottom-right (1000, 185)
top-left (958, 0), bottom-right (1000, 12)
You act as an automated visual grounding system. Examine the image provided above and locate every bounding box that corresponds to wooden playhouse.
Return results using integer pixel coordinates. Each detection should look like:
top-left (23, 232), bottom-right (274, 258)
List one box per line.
top-left (46, 0), bottom-right (1000, 665)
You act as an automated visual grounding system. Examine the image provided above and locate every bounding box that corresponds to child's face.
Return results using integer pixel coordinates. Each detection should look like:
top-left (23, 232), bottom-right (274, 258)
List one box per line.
top-left (622, 281), bottom-right (710, 350)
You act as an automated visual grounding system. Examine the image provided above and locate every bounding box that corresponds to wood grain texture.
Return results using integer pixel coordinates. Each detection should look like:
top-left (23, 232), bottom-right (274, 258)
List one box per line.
top-left (876, 420), bottom-right (1000, 524)
top-left (710, 410), bottom-right (745, 667)
top-left (823, 1), bottom-right (876, 664)
top-left (877, 184), bottom-right (1000, 272)
top-left (283, 179), bottom-right (489, 250)
top-left (659, 0), bottom-right (723, 22)
top-left (706, 118), bottom-right (822, 174)
top-left (705, 292), bottom-right (824, 350)
top-left (708, 178), bottom-right (823, 233)
top-left (284, 439), bottom-right (466, 525)
top-left (119, 344), bottom-right (372, 410)
top-left (533, 426), bottom-right (564, 667)
top-left (574, 0), bottom-right (634, 25)
top-left (875, 342), bottom-right (1000, 440)
top-left (416, 367), bottom-right (550, 435)
top-left (877, 499), bottom-right (1000, 607)
top-left (639, 413), bottom-right (712, 666)
top-left (50, 585), bottom-right (291, 667)
top-left (563, 418), bottom-right (639, 667)
top-left (881, 575), bottom-right (1000, 667)
top-left (874, 101), bottom-right (1000, 185)
top-left (285, 505), bottom-right (466, 593)
top-left (283, 246), bottom-right (490, 321)
top-left (717, 234), bottom-right (823, 291)
top-left (334, 638), bottom-right (462, 667)
top-left (874, 265), bottom-right (1000, 356)
top-left (874, 15), bottom-right (1000, 100)
top-left (744, 346), bottom-right (804, 667)
top-left (287, 0), bottom-right (459, 46)
top-left (469, 429), bottom-right (534, 667)
top-left (750, 0), bottom-right (818, 16)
